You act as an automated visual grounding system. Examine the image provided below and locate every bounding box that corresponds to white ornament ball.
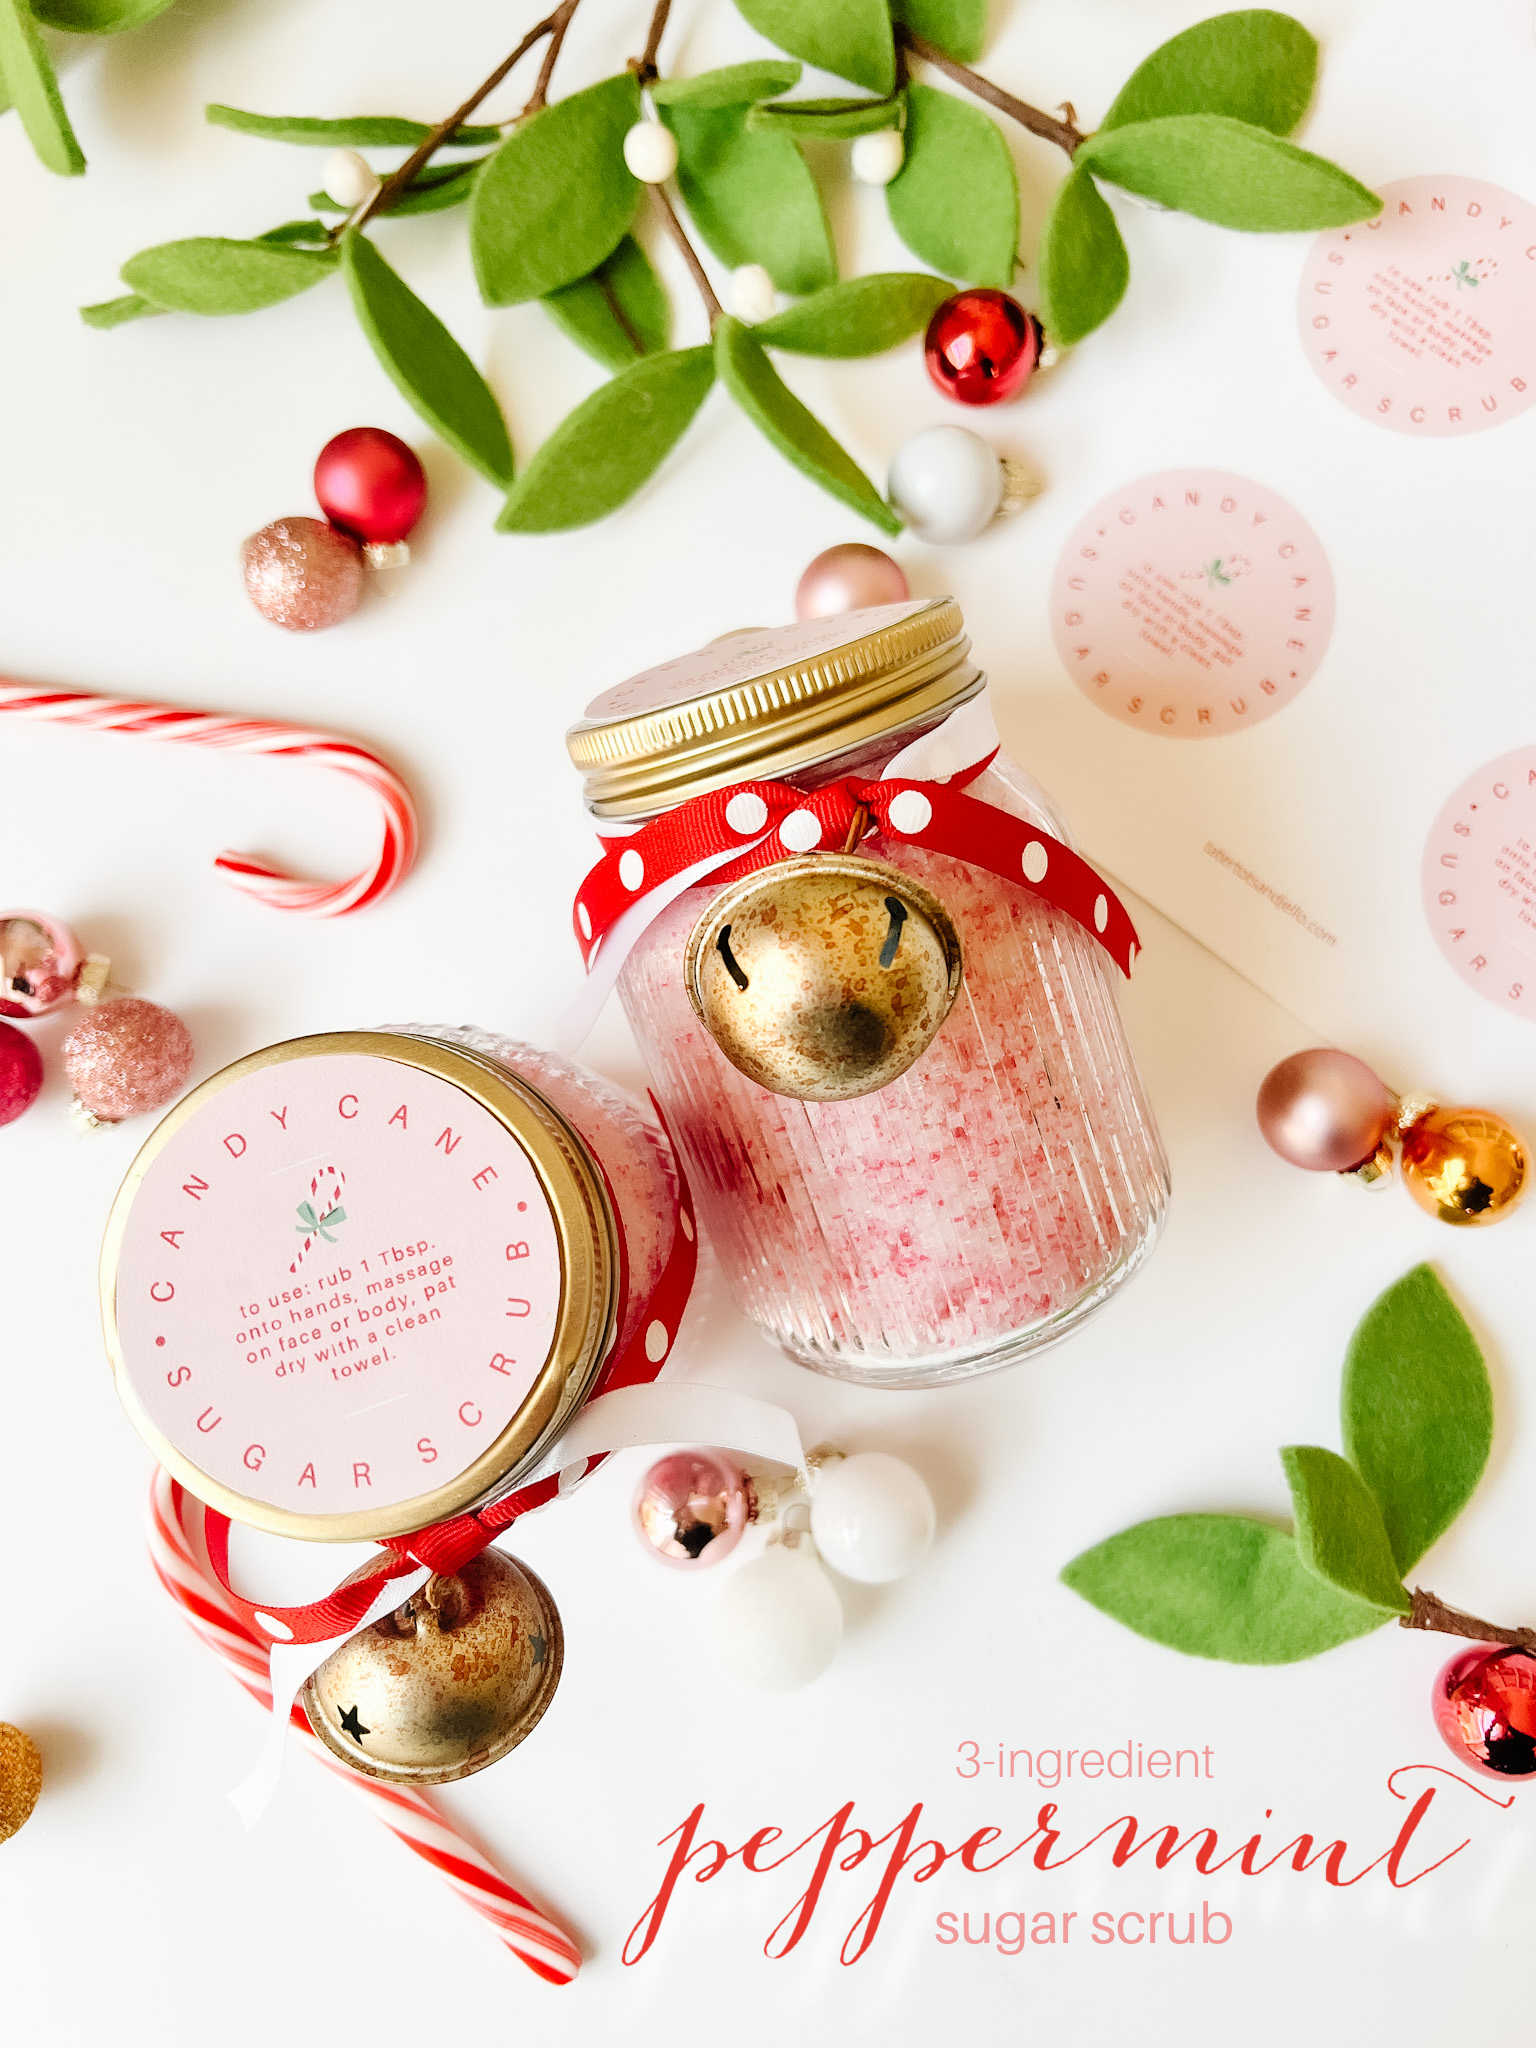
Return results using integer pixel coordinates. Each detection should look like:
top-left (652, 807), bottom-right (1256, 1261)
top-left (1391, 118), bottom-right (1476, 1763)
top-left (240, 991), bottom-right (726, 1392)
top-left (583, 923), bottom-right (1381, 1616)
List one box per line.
top-left (887, 425), bottom-right (1006, 545)
top-left (324, 147), bottom-right (381, 211)
top-left (729, 263), bottom-right (778, 324)
top-left (810, 1452), bottom-right (936, 1584)
top-left (622, 119), bottom-right (679, 184)
top-left (715, 1544), bottom-right (843, 1689)
top-left (850, 127), bottom-right (905, 185)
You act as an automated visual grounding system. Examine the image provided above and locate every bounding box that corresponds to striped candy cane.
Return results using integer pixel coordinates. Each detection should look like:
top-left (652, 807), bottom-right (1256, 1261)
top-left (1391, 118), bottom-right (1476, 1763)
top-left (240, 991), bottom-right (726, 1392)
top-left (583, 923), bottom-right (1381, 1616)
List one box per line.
top-left (0, 679), bottom-right (418, 917)
top-left (289, 1164), bottom-right (347, 1275)
top-left (147, 1471), bottom-right (580, 1985)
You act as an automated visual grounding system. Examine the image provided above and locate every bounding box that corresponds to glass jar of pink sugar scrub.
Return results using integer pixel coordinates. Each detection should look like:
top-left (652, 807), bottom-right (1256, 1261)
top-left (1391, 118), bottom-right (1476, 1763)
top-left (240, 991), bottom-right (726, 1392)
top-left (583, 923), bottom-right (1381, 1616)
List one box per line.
top-left (101, 1027), bottom-right (681, 1541)
top-left (566, 600), bottom-right (1169, 1390)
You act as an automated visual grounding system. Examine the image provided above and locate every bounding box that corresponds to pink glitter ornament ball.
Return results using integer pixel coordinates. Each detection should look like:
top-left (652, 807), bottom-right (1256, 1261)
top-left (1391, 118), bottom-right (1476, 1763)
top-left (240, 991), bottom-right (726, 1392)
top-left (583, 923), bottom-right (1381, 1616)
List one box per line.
top-left (0, 1021), bottom-right (43, 1125)
top-left (63, 997), bottom-right (193, 1124)
top-left (241, 517), bottom-right (364, 631)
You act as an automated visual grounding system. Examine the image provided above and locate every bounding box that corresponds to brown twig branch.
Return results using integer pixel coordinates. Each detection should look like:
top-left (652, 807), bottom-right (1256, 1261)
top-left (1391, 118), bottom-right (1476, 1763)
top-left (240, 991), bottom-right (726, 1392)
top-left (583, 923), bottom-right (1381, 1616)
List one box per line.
top-left (652, 184), bottom-right (722, 325)
top-left (1401, 1587), bottom-right (1536, 1656)
top-left (347, 2), bottom-right (575, 235)
top-left (524, 0), bottom-right (582, 113)
top-left (633, 0), bottom-right (673, 85)
top-left (896, 26), bottom-right (1084, 157)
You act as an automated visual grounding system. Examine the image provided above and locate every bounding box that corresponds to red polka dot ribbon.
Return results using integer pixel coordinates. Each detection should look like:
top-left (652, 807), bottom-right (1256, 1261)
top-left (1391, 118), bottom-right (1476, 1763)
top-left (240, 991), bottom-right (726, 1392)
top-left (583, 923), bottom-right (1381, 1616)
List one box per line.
top-left (574, 766), bottom-right (1140, 979)
top-left (197, 1106), bottom-right (698, 1648)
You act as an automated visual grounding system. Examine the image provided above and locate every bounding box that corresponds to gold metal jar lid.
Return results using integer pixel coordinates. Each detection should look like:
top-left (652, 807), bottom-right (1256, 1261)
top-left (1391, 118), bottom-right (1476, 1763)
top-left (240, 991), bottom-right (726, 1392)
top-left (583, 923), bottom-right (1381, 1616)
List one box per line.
top-left (100, 1032), bottom-right (617, 1544)
top-left (567, 598), bottom-right (981, 817)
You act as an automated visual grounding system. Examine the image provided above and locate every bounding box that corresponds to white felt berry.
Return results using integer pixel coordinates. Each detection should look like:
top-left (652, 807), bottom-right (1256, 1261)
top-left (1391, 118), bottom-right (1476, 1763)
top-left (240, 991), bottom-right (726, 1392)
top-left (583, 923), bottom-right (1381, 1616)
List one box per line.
top-left (622, 119), bottom-right (678, 183)
top-left (850, 128), bottom-right (905, 185)
top-left (324, 148), bottom-right (381, 211)
top-left (729, 263), bottom-right (777, 324)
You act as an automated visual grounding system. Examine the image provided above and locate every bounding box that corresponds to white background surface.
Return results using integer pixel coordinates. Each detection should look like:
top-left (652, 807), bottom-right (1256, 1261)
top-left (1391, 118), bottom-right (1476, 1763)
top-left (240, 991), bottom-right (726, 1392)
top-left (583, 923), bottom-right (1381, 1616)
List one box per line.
top-left (3, 0), bottom-right (1534, 2041)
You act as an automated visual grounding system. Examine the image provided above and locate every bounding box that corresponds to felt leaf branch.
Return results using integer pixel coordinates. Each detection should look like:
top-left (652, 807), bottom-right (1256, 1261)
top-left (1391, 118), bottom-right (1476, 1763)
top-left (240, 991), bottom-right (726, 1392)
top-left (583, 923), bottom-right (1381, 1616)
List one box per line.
top-left (73, 3), bottom-right (1379, 534)
top-left (1062, 1266), bottom-right (1536, 1666)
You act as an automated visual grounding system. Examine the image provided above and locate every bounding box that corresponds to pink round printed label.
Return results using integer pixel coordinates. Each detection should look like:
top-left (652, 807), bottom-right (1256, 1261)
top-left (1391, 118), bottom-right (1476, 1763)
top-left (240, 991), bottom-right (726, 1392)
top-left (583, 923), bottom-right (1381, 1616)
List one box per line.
top-left (111, 1054), bottom-right (563, 1516)
top-left (1050, 469), bottom-right (1334, 738)
top-left (1423, 749), bottom-right (1536, 1021)
top-left (1298, 175), bottom-right (1536, 436)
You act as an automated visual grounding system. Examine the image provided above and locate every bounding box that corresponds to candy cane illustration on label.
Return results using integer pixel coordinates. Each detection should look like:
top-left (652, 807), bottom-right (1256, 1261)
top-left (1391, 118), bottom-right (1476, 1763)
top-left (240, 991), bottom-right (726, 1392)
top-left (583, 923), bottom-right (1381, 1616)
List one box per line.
top-left (289, 1164), bottom-right (347, 1275)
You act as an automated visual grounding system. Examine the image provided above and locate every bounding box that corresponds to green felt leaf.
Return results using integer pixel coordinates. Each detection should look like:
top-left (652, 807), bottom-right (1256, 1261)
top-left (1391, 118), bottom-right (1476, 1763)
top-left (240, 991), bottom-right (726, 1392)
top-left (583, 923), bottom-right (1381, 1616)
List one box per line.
top-left (1078, 115), bottom-right (1380, 232)
top-left (889, 0), bottom-right (987, 64)
top-left (1341, 1265), bottom-right (1492, 1575)
top-left (0, 0), bottom-right (84, 174)
top-left (662, 101), bottom-right (834, 294)
top-left (472, 73), bottom-right (640, 306)
top-left (747, 94), bottom-right (902, 139)
top-left (1281, 1446), bottom-right (1410, 1615)
top-left (258, 219), bottom-right (332, 246)
top-left (716, 316), bottom-right (898, 533)
top-left (886, 82), bottom-right (1017, 287)
top-left (32, 0), bottom-right (174, 30)
top-left (1036, 163), bottom-right (1129, 345)
top-left (206, 104), bottom-right (497, 147)
top-left (753, 271), bottom-right (952, 356)
top-left (121, 237), bottom-right (338, 315)
top-left (80, 292), bottom-right (162, 329)
top-left (544, 235), bottom-right (669, 371)
top-left (652, 61), bottom-right (802, 110)
top-left (342, 230), bottom-right (513, 488)
top-left (732, 0), bottom-right (895, 96)
top-left (497, 347), bottom-right (714, 533)
top-left (1101, 10), bottom-right (1316, 136)
top-left (1061, 1514), bottom-right (1389, 1664)
top-left (311, 160), bottom-right (484, 220)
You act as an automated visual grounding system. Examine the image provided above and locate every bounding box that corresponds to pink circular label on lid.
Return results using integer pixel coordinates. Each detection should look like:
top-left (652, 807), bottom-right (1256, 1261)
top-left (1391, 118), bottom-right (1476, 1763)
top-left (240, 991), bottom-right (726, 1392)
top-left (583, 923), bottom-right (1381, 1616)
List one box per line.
top-left (110, 1053), bottom-right (564, 1518)
top-left (1298, 175), bottom-right (1536, 436)
top-left (1050, 468), bottom-right (1334, 738)
top-left (1423, 748), bottom-right (1536, 1020)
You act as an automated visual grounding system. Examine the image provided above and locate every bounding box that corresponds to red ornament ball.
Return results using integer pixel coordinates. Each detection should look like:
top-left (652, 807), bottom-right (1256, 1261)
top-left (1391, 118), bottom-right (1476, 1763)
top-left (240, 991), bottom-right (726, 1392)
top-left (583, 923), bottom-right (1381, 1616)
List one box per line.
top-left (0, 1021), bottom-right (43, 1126)
top-left (1432, 1645), bottom-right (1536, 1779)
top-left (924, 290), bottom-right (1043, 407)
top-left (314, 427), bottom-right (427, 546)
top-left (63, 997), bottom-right (193, 1125)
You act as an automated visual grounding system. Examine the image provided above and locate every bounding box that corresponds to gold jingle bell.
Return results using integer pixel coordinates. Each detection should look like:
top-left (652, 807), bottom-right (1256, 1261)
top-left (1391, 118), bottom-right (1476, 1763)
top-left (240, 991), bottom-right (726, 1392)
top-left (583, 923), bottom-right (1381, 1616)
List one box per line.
top-left (684, 852), bottom-right (964, 1101)
top-left (300, 1549), bottom-right (563, 1785)
top-left (0, 1723), bottom-right (42, 1844)
top-left (1400, 1106), bottom-right (1528, 1227)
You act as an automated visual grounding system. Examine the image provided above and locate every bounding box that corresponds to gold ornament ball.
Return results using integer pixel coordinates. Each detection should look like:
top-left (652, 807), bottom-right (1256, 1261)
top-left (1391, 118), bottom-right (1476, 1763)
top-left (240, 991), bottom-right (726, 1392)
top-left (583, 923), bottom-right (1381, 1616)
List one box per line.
top-left (300, 1549), bottom-right (563, 1785)
top-left (1400, 1107), bottom-right (1528, 1227)
top-left (684, 853), bottom-right (964, 1102)
top-left (0, 1724), bottom-right (42, 1844)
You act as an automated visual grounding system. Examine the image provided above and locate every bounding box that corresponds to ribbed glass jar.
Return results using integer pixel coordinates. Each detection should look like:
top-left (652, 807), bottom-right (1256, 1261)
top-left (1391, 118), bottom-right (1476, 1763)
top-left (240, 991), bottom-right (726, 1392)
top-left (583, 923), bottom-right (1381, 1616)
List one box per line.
top-left (571, 604), bottom-right (1169, 1389)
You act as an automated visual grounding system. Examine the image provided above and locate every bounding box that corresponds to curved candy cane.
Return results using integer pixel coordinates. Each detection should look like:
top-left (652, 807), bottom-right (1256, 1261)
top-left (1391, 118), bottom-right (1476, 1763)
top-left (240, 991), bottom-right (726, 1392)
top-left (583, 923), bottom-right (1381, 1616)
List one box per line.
top-left (289, 1164), bottom-right (347, 1275)
top-left (0, 679), bottom-right (418, 917)
top-left (146, 1471), bottom-right (580, 1985)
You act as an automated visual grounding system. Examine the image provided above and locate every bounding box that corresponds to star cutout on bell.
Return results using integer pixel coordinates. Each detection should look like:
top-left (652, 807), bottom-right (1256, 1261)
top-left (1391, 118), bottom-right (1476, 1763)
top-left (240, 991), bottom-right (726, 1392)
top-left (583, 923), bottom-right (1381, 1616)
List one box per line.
top-left (338, 1703), bottom-right (369, 1743)
top-left (529, 1633), bottom-right (548, 1667)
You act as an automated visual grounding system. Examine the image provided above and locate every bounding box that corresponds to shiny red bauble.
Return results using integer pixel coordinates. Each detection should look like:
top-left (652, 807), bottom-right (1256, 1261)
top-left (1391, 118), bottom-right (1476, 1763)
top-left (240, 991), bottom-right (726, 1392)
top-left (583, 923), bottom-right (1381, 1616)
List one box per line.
top-left (924, 290), bottom-right (1043, 406)
top-left (0, 1020), bottom-right (43, 1126)
top-left (313, 427), bottom-right (427, 545)
top-left (1432, 1645), bottom-right (1536, 1779)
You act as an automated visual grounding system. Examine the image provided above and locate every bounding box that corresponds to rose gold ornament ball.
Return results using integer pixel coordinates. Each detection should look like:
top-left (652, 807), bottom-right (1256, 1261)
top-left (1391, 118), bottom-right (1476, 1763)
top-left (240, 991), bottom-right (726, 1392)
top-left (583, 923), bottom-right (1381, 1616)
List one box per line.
top-left (1255, 1048), bottom-right (1397, 1173)
top-left (795, 544), bottom-right (909, 621)
top-left (241, 516), bottom-right (364, 631)
top-left (633, 1449), bottom-right (754, 1568)
top-left (63, 997), bottom-right (193, 1123)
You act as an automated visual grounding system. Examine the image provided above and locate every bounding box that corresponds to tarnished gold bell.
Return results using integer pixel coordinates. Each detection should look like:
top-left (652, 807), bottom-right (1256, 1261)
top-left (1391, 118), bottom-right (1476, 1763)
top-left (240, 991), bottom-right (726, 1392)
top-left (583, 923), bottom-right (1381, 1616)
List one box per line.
top-left (684, 852), bottom-right (964, 1101)
top-left (1400, 1106), bottom-right (1528, 1227)
top-left (300, 1549), bottom-right (563, 1785)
